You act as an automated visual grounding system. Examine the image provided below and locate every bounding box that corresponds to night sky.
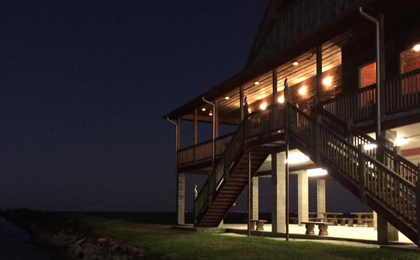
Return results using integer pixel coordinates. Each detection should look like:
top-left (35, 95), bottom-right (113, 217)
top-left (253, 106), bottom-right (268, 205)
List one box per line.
top-left (1, 1), bottom-right (368, 213)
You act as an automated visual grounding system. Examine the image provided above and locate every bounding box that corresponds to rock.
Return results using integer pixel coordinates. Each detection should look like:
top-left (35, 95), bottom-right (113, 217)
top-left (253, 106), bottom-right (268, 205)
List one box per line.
top-left (82, 243), bottom-right (97, 257)
top-left (110, 244), bottom-right (120, 252)
top-left (97, 238), bottom-right (107, 243)
top-left (67, 242), bottom-right (83, 258)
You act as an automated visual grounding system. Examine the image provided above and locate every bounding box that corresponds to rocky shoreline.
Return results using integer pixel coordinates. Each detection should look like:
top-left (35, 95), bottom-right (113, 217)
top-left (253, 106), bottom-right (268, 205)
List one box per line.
top-left (2, 210), bottom-right (148, 260)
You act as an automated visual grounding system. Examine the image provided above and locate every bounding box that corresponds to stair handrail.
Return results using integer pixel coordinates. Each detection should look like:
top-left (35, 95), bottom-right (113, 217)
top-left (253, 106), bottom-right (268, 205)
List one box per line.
top-left (318, 107), bottom-right (418, 184)
top-left (289, 105), bottom-right (417, 230)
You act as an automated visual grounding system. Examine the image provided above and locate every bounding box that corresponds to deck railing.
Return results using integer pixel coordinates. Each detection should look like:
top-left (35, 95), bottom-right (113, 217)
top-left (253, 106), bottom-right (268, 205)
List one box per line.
top-left (321, 68), bottom-right (420, 124)
top-left (177, 133), bottom-right (233, 166)
top-left (384, 68), bottom-right (420, 115)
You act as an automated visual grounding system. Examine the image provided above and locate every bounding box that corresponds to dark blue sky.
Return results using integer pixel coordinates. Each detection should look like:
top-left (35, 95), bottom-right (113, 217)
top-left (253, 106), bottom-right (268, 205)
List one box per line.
top-left (1, 1), bottom-right (369, 213)
top-left (1, 1), bottom-right (270, 211)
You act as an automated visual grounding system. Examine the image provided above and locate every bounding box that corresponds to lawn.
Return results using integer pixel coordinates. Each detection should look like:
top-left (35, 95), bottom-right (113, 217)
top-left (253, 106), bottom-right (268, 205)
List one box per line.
top-left (81, 216), bottom-right (420, 260)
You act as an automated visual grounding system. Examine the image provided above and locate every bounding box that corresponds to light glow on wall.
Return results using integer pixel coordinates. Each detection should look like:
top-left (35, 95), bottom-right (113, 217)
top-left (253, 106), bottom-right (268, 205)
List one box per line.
top-left (278, 96), bottom-right (285, 104)
top-left (413, 44), bottom-right (420, 52)
top-left (299, 86), bottom-right (307, 95)
top-left (260, 102), bottom-right (268, 110)
top-left (323, 76), bottom-right (333, 87)
top-left (395, 137), bottom-right (408, 146)
top-left (201, 108), bottom-right (206, 112)
top-left (254, 81), bottom-right (260, 85)
top-left (224, 96), bottom-right (230, 100)
top-left (209, 111), bottom-right (213, 116)
top-left (293, 61), bottom-right (299, 66)
top-left (286, 154), bottom-right (309, 164)
top-left (307, 168), bottom-right (328, 177)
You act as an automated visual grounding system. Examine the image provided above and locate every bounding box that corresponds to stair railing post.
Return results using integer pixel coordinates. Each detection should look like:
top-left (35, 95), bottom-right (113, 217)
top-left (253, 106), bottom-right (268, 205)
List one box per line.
top-left (314, 97), bottom-right (321, 164)
top-left (284, 79), bottom-right (289, 141)
top-left (358, 144), bottom-right (366, 203)
top-left (417, 163), bottom-right (420, 246)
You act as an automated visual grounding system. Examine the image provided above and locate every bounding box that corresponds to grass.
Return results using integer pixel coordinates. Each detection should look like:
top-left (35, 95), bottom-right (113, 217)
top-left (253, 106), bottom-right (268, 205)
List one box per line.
top-left (80, 216), bottom-right (420, 260)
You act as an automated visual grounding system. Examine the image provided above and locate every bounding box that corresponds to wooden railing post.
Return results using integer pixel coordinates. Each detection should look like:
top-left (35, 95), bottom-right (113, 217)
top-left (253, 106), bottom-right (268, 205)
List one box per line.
top-left (358, 144), bottom-right (366, 203)
top-left (417, 163), bottom-right (420, 245)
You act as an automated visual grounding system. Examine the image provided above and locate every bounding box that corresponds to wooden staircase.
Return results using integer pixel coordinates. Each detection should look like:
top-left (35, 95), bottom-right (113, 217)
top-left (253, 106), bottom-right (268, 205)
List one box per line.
top-left (198, 147), bottom-right (270, 227)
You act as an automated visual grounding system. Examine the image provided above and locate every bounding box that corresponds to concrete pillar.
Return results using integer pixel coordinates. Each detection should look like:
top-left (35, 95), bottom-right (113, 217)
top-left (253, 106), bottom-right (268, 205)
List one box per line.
top-left (298, 170), bottom-right (309, 225)
top-left (251, 177), bottom-right (259, 220)
top-left (374, 211), bottom-right (378, 230)
top-left (378, 215), bottom-right (399, 243)
top-left (317, 179), bottom-right (326, 219)
top-left (177, 173), bottom-right (185, 225)
top-left (272, 152), bottom-right (286, 233)
top-left (376, 130), bottom-right (399, 242)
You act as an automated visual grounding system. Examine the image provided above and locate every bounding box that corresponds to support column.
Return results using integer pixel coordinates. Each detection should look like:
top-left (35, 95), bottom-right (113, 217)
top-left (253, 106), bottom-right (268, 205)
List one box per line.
top-left (317, 179), bottom-right (326, 219)
top-left (298, 170), bottom-right (309, 225)
top-left (251, 177), bottom-right (259, 220)
top-left (272, 152), bottom-right (286, 233)
top-left (177, 173), bottom-right (186, 225)
top-left (240, 86), bottom-right (244, 121)
top-left (377, 130), bottom-right (399, 242)
top-left (316, 45), bottom-right (323, 103)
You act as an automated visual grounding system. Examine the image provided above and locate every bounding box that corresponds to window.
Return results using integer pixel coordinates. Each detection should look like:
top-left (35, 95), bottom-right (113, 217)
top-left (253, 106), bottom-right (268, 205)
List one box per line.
top-left (360, 62), bottom-right (376, 88)
top-left (359, 62), bottom-right (376, 107)
top-left (401, 44), bottom-right (420, 74)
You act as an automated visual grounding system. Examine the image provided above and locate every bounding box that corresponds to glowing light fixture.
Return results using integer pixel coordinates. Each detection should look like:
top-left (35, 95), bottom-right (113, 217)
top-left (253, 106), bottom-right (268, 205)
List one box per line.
top-left (260, 102), bottom-right (268, 110)
top-left (364, 143), bottom-right (377, 150)
top-left (224, 96), bottom-right (230, 100)
top-left (201, 108), bottom-right (206, 112)
top-left (254, 81), bottom-right (260, 85)
top-left (293, 61), bottom-right (299, 66)
top-left (209, 111), bottom-right (213, 116)
top-left (278, 96), bottom-right (285, 104)
top-left (323, 76), bottom-right (333, 87)
top-left (395, 137), bottom-right (408, 146)
top-left (307, 168), bottom-right (328, 177)
top-left (413, 44), bottom-right (420, 52)
top-left (286, 154), bottom-right (309, 164)
top-left (299, 86), bottom-right (307, 95)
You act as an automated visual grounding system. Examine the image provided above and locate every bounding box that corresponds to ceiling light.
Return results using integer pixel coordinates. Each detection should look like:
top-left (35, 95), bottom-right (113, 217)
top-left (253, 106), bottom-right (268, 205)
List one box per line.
top-left (259, 102), bottom-right (268, 110)
top-left (254, 81), bottom-right (260, 85)
top-left (307, 168), bottom-right (328, 177)
top-left (413, 44), bottom-right (420, 52)
top-left (364, 143), bottom-right (377, 150)
top-left (224, 96), bottom-right (230, 100)
top-left (278, 96), bottom-right (284, 104)
top-left (323, 77), bottom-right (333, 87)
top-left (299, 86), bottom-right (307, 95)
top-left (209, 111), bottom-right (213, 116)
top-left (395, 137), bottom-right (408, 146)
top-left (293, 61), bottom-right (299, 66)
top-left (201, 108), bottom-right (206, 112)
top-left (286, 154), bottom-right (309, 164)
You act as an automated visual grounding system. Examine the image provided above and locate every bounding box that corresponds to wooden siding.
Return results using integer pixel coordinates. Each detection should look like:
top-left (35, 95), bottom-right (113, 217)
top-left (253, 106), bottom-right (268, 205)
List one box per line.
top-left (250, 0), bottom-right (373, 66)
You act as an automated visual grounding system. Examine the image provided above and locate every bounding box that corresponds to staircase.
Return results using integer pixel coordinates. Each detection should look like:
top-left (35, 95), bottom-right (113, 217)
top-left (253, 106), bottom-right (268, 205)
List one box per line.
top-left (288, 105), bottom-right (418, 244)
top-left (193, 101), bottom-right (419, 245)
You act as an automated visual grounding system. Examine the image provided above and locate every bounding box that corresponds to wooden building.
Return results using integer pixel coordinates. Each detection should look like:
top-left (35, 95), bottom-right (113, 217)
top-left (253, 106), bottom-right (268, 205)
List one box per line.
top-left (163, 0), bottom-right (420, 245)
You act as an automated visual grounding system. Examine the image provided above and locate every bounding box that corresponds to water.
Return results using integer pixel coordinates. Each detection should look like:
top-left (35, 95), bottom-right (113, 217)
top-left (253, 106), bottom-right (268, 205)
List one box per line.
top-left (0, 218), bottom-right (57, 260)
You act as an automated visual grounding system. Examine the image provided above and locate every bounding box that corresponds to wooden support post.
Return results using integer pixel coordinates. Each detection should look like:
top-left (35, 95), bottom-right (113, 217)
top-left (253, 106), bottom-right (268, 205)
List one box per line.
top-left (240, 86), bottom-right (244, 121)
top-left (215, 100), bottom-right (219, 138)
top-left (358, 144), bottom-right (366, 203)
top-left (378, 13), bottom-right (386, 119)
top-left (176, 118), bottom-right (181, 151)
top-left (194, 109), bottom-right (198, 160)
top-left (316, 45), bottom-right (323, 103)
top-left (417, 164), bottom-right (420, 246)
top-left (272, 68), bottom-right (278, 105)
top-left (248, 150), bottom-right (252, 237)
top-left (285, 143), bottom-right (290, 241)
